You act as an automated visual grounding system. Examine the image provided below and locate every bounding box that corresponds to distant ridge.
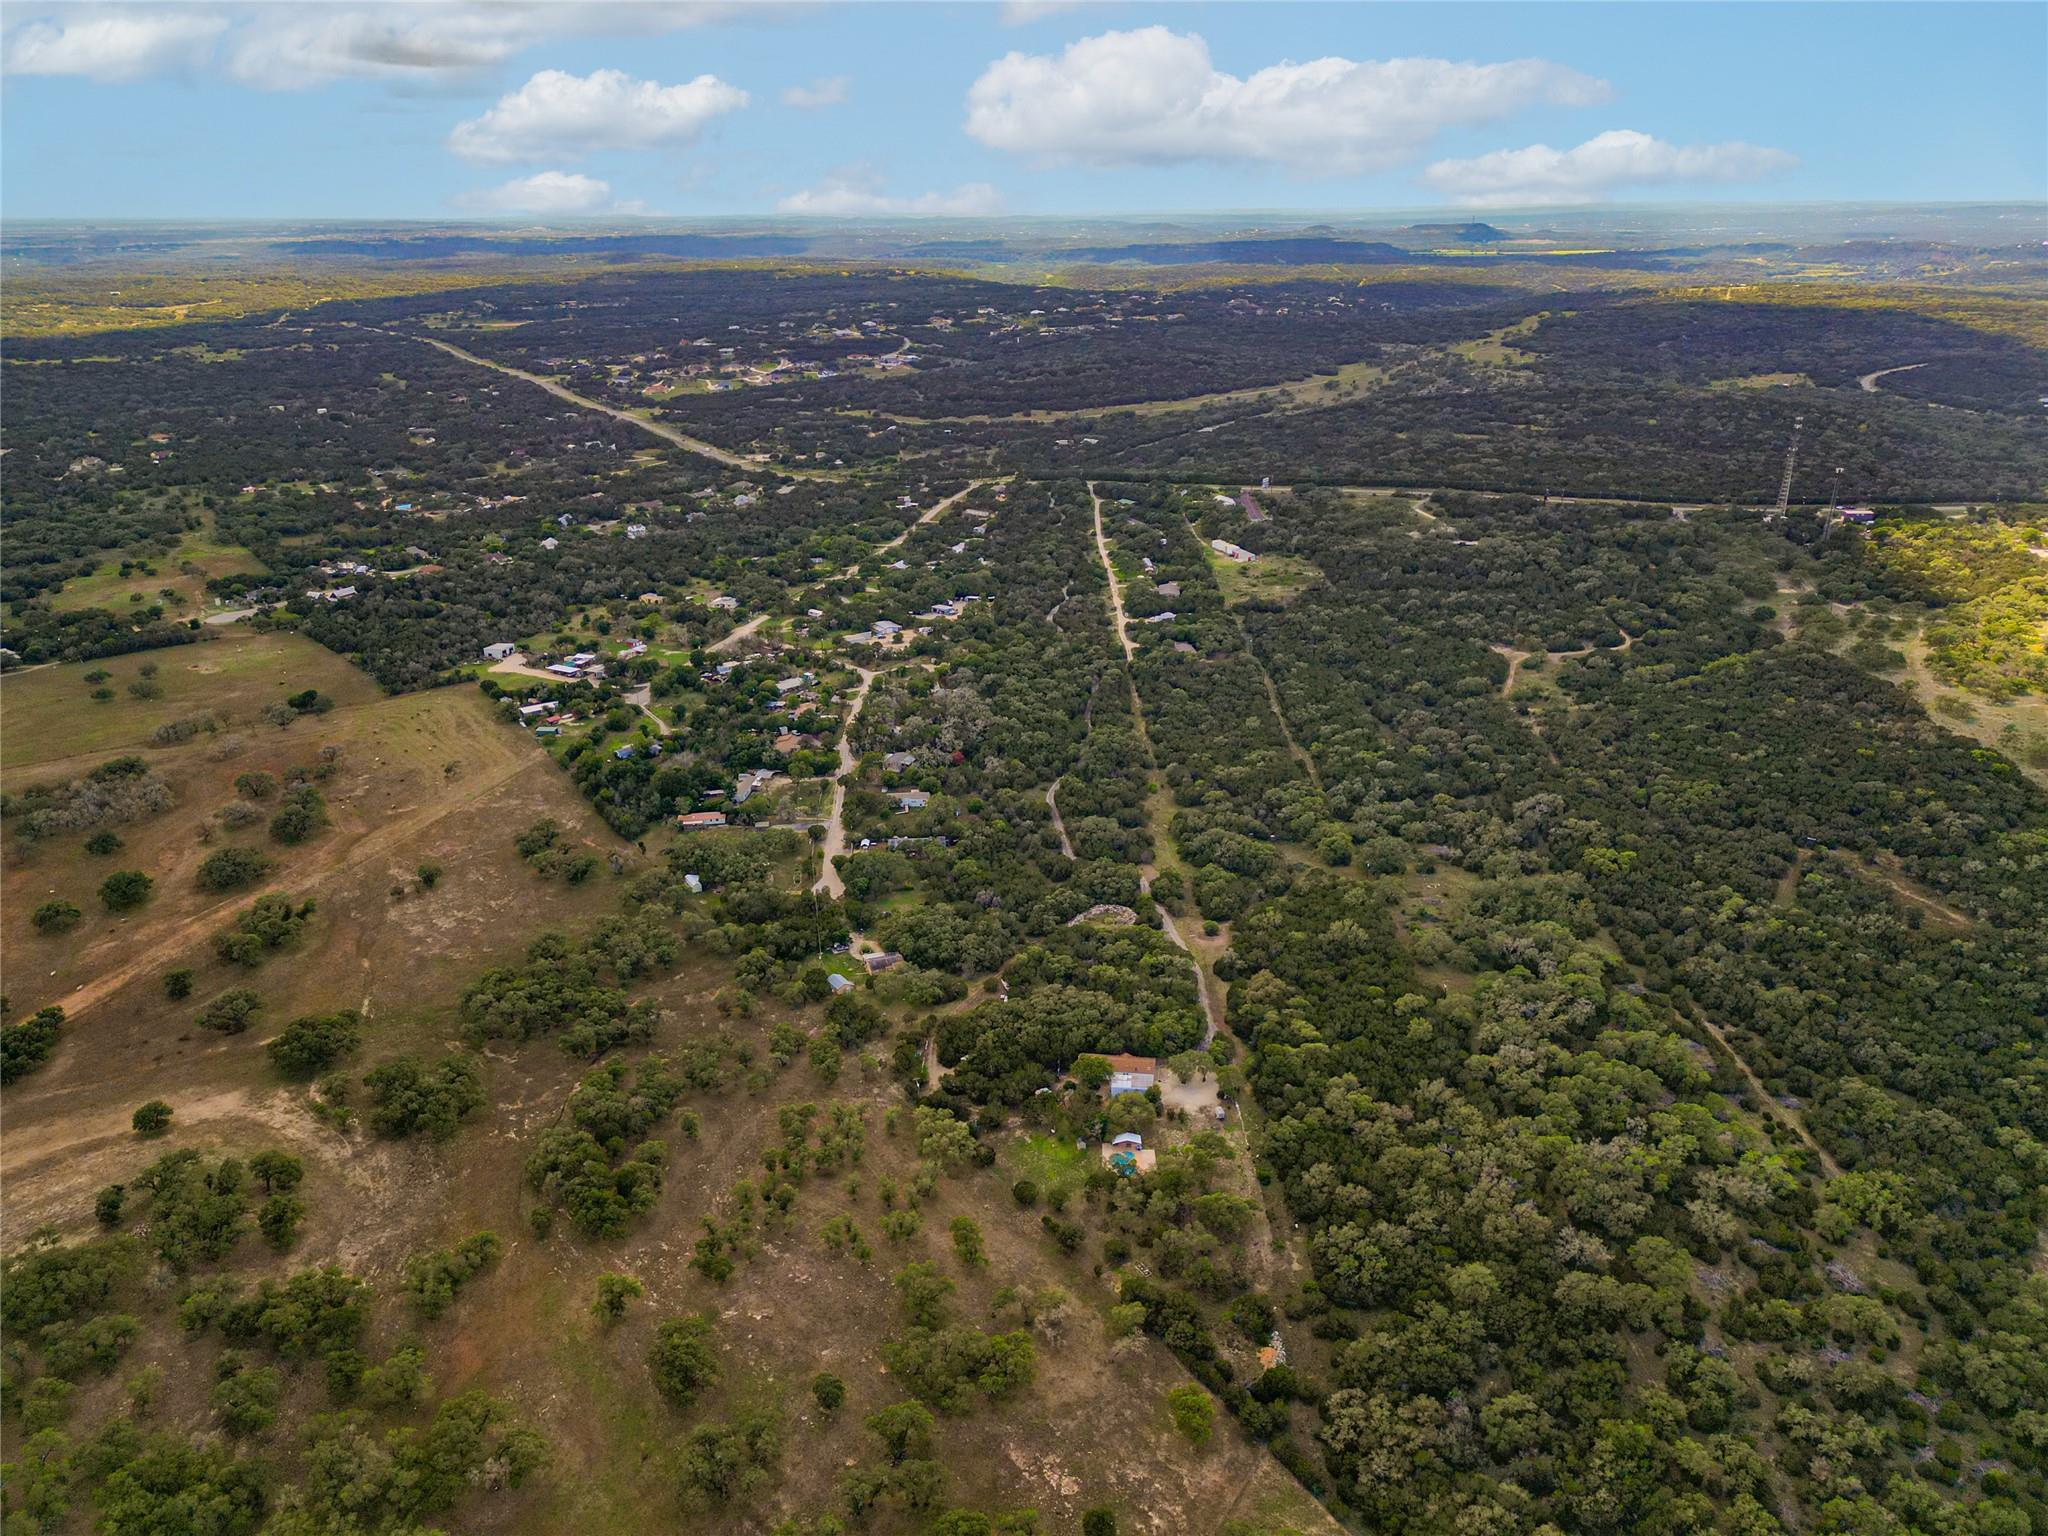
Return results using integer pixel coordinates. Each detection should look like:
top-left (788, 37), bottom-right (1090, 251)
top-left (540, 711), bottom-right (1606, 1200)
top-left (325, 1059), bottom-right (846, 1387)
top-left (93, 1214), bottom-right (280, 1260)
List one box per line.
top-left (272, 232), bottom-right (812, 260)
top-left (1061, 237), bottom-right (1417, 266)
top-left (1405, 222), bottom-right (1512, 243)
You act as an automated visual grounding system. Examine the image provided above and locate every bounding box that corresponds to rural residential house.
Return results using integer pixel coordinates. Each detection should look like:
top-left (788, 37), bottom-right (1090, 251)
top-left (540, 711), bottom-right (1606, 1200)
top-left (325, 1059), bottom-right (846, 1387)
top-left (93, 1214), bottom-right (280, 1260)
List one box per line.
top-left (1103, 1053), bottom-right (1158, 1097)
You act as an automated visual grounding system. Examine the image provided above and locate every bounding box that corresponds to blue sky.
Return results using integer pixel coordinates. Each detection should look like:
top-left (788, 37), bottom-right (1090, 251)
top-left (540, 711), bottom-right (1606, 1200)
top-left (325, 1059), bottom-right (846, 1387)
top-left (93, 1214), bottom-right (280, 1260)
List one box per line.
top-left (2, 2), bottom-right (2043, 220)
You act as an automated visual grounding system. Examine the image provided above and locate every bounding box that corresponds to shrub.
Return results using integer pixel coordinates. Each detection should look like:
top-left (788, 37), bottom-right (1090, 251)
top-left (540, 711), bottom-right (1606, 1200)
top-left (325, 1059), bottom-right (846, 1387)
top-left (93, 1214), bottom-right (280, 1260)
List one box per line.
top-left (266, 1011), bottom-right (361, 1077)
top-left (98, 870), bottom-right (154, 911)
top-left (1165, 1383), bottom-right (1215, 1447)
top-left (132, 1100), bottom-right (173, 1136)
top-left (32, 899), bottom-right (82, 934)
top-left (678, 1412), bottom-right (781, 1507)
top-left (268, 786), bottom-right (328, 845)
top-left (84, 831), bottom-right (123, 856)
top-left (1, 1007), bottom-right (65, 1082)
top-left (362, 1055), bottom-right (485, 1138)
top-left (812, 1372), bottom-right (846, 1414)
top-left (196, 847), bottom-right (274, 891)
top-left (402, 1232), bottom-right (504, 1318)
top-left (591, 1272), bottom-right (644, 1324)
top-left (196, 989), bottom-right (263, 1035)
top-left (163, 968), bottom-right (195, 1000)
top-left (648, 1313), bottom-right (718, 1410)
top-left (234, 771), bottom-right (277, 800)
top-left (213, 895), bottom-right (316, 967)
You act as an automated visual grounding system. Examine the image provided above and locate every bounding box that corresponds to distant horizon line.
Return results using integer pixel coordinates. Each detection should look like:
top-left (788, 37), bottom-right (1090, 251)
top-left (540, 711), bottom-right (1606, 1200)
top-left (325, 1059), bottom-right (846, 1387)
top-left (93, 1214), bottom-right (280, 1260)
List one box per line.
top-left (6, 198), bottom-right (2046, 229)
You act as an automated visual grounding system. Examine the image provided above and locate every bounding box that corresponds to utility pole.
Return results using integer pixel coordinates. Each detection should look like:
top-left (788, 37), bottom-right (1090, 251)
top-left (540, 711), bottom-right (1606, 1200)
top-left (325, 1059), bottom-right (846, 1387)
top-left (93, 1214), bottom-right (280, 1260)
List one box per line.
top-left (1774, 413), bottom-right (1804, 518)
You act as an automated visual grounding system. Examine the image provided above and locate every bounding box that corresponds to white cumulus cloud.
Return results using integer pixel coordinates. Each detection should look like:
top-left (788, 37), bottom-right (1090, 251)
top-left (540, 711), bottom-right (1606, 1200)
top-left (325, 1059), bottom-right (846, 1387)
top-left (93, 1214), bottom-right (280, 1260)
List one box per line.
top-left (456, 170), bottom-right (622, 216)
top-left (964, 27), bottom-right (1609, 174)
top-left (778, 167), bottom-right (1003, 217)
top-left (999, 0), bottom-right (1091, 24)
top-left (780, 74), bottom-right (849, 109)
top-left (0, 3), bottom-right (758, 90)
top-left (1423, 128), bottom-right (1797, 206)
top-left (449, 67), bottom-right (747, 164)
top-left (5, 10), bottom-right (225, 82)
top-left (225, 6), bottom-right (526, 88)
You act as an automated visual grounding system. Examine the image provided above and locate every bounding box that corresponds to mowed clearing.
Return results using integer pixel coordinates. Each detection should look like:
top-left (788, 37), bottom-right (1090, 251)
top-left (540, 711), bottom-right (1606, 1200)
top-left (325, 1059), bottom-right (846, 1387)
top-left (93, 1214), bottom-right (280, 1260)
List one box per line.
top-left (46, 513), bottom-right (265, 617)
top-left (1, 627), bottom-right (379, 782)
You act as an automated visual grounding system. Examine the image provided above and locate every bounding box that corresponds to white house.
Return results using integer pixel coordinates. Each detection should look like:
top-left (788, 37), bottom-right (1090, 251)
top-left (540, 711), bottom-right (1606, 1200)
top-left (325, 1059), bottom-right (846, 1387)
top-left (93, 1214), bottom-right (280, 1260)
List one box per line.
top-left (482, 642), bottom-right (517, 662)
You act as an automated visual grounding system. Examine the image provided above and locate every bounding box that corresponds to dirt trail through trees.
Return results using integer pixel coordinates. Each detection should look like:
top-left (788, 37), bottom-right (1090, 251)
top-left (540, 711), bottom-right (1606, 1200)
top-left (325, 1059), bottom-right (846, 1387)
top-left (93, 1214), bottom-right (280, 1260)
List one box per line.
top-left (1046, 779), bottom-right (1073, 858)
top-left (1859, 362), bottom-right (1928, 392)
top-left (1087, 481), bottom-right (1224, 1050)
top-left (1689, 1008), bottom-right (1843, 1179)
top-left (839, 479), bottom-right (994, 579)
top-left (812, 666), bottom-right (878, 899)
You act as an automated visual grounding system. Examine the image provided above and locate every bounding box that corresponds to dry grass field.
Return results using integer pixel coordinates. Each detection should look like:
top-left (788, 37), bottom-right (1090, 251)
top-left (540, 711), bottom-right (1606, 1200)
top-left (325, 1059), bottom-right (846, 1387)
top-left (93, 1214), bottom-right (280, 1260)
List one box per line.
top-left (45, 513), bottom-right (265, 617)
top-left (3, 631), bottom-right (627, 1240)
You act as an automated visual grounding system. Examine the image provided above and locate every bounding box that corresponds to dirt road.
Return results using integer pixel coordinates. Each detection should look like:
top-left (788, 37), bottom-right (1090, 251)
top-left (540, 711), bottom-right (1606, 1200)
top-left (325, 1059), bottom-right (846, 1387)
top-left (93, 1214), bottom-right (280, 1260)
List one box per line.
top-left (840, 479), bottom-right (995, 579)
top-left (29, 751), bottom-right (545, 1026)
top-left (812, 666), bottom-right (878, 899)
top-left (1086, 483), bottom-right (1228, 1044)
top-left (1859, 362), bottom-right (1928, 393)
top-left (708, 613), bottom-right (770, 653)
top-left (1046, 779), bottom-right (1074, 858)
top-left (1690, 1007), bottom-right (1842, 1179)
top-left (391, 331), bottom-right (833, 478)
top-left (625, 683), bottom-right (671, 736)
top-left (489, 653), bottom-right (564, 683)
top-left (1089, 482), bottom-right (1137, 666)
